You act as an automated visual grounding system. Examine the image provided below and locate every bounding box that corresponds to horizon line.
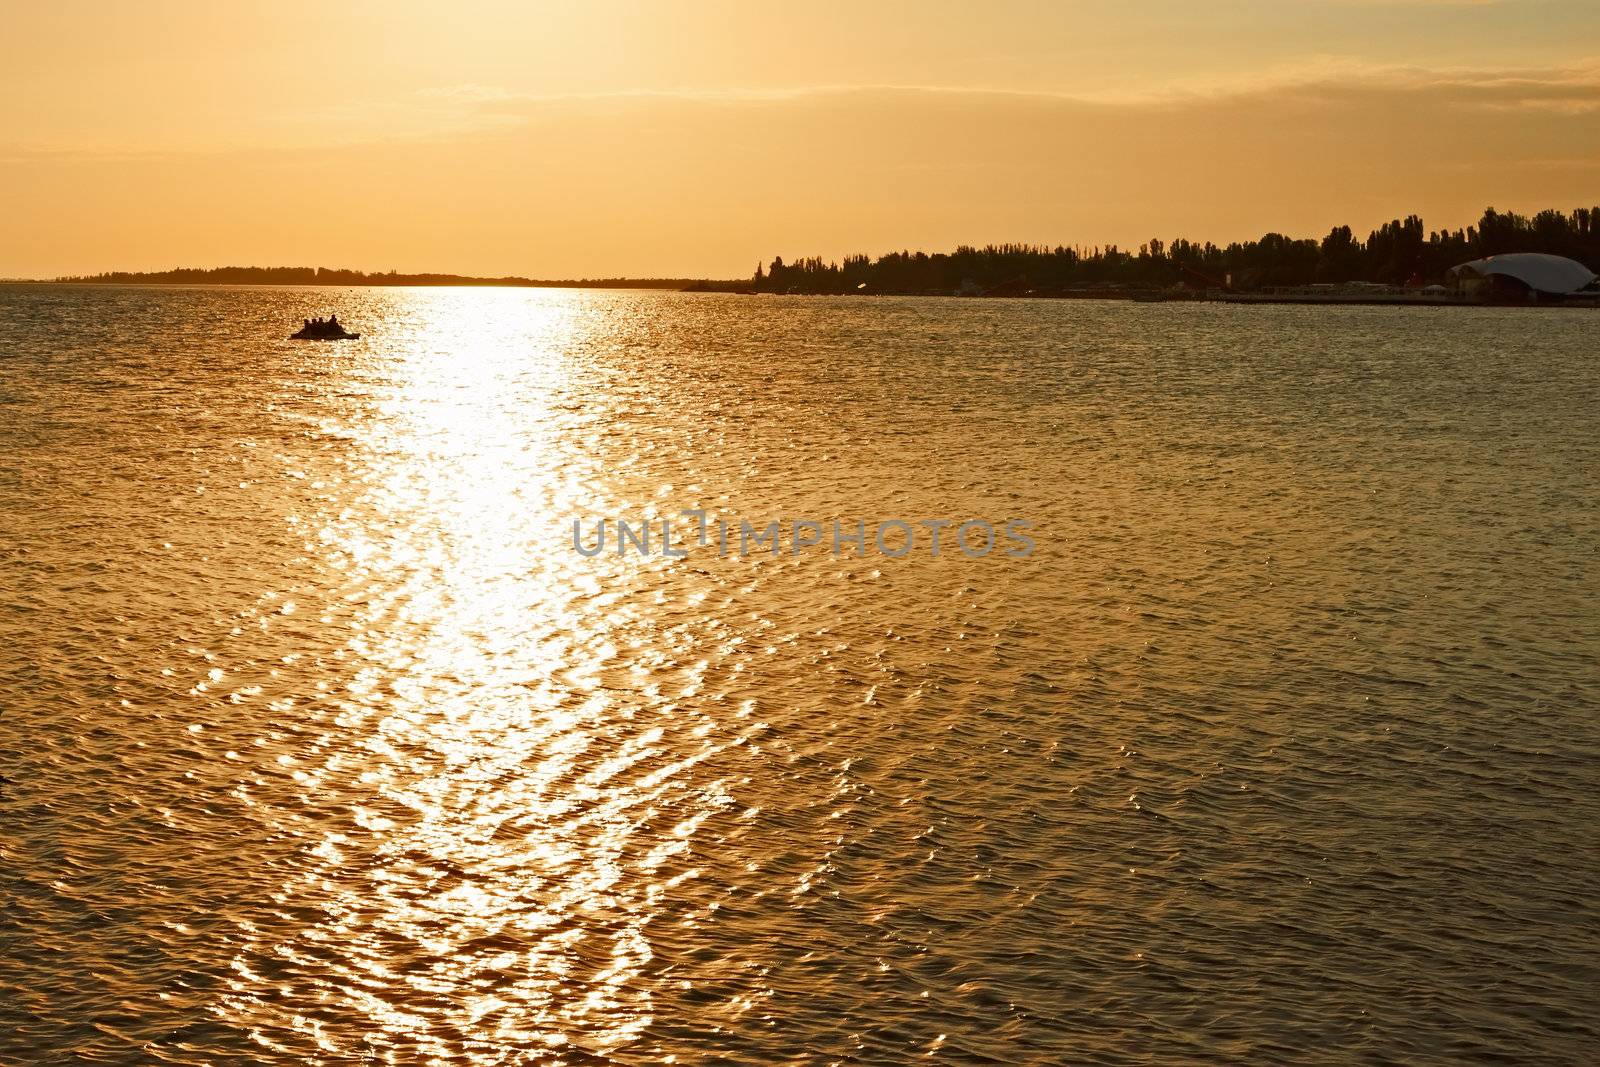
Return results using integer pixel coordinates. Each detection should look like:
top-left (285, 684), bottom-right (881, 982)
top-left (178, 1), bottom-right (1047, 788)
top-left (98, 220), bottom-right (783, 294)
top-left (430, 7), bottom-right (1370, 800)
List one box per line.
top-left (0, 267), bottom-right (747, 287)
top-left (8, 202), bottom-right (1598, 286)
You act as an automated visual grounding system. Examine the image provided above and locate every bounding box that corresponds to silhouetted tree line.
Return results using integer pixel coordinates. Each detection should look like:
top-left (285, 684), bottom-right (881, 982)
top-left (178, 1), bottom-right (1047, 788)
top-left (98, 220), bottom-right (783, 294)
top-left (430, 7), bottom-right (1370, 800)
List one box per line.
top-left (754, 206), bottom-right (1600, 294)
top-left (50, 266), bottom-right (730, 289)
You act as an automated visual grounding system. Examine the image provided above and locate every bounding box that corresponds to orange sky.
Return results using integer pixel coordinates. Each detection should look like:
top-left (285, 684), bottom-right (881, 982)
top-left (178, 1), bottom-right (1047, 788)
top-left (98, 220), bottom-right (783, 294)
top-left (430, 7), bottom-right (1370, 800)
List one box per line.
top-left (3, 1), bottom-right (1598, 278)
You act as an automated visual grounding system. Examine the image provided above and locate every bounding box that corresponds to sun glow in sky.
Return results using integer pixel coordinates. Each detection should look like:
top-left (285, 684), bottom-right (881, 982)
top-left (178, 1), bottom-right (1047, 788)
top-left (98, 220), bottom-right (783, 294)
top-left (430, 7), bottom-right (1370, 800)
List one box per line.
top-left (3, 0), bottom-right (1598, 277)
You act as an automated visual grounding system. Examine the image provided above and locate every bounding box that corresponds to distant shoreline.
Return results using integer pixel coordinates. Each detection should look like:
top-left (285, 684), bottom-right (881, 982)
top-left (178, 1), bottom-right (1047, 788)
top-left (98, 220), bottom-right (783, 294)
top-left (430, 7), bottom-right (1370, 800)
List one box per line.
top-left (7, 278), bottom-right (1596, 308)
top-left (0, 279), bottom-right (748, 292)
top-left (0, 269), bottom-right (750, 292)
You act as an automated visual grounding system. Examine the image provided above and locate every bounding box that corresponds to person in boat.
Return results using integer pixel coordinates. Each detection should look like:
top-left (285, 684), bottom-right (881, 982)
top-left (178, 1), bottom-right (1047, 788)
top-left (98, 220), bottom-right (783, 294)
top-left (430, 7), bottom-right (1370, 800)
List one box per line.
top-left (327, 314), bottom-right (339, 329)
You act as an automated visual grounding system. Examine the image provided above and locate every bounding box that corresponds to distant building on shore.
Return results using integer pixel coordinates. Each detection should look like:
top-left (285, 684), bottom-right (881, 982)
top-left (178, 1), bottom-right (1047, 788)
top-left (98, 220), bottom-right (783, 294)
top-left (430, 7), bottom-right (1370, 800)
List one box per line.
top-left (1447, 253), bottom-right (1597, 299)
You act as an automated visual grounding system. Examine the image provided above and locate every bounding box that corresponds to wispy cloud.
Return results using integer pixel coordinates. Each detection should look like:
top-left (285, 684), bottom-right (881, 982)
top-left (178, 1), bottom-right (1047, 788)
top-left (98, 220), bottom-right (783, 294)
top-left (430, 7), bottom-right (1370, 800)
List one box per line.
top-left (8, 58), bottom-right (1598, 162)
top-left (408, 51), bottom-right (1600, 107)
top-left (409, 58), bottom-right (1600, 116)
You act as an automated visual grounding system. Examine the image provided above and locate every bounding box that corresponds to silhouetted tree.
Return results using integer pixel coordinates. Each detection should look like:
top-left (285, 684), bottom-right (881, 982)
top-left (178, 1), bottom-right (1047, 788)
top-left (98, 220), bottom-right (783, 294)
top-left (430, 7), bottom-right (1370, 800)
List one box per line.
top-left (750, 205), bottom-right (1600, 294)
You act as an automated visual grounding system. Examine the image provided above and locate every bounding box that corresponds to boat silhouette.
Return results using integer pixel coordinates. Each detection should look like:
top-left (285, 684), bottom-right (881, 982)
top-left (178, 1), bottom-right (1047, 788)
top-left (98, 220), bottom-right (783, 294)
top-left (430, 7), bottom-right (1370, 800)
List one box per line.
top-left (291, 317), bottom-right (360, 340)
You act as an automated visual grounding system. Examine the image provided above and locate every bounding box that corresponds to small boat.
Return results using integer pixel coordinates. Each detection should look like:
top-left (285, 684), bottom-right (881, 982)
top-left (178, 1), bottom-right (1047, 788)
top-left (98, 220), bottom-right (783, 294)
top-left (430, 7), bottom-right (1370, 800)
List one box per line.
top-left (291, 318), bottom-right (360, 341)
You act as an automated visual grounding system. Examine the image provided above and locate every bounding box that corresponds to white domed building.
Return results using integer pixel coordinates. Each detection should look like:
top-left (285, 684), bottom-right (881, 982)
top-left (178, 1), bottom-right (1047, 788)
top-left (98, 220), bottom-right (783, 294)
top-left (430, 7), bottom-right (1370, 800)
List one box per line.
top-left (1447, 253), bottom-right (1597, 299)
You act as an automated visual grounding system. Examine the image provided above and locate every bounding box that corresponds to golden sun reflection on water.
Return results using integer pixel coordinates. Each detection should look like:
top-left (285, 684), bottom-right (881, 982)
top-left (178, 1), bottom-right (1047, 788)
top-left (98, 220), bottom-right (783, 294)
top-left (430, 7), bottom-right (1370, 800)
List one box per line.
top-left (225, 292), bottom-right (666, 1060)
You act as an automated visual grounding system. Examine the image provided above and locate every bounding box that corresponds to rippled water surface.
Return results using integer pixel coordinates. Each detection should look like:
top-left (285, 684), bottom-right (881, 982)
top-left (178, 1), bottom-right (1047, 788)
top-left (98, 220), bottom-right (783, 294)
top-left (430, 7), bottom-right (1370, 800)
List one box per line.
top-left (2, 285), bottom-right (1598, 1064)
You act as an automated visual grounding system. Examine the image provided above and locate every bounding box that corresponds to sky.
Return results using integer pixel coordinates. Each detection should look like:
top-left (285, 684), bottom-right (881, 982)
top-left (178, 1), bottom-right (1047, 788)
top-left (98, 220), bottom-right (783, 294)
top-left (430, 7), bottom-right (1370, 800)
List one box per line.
top-left (3, 0), bottom-right (1598, 278)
